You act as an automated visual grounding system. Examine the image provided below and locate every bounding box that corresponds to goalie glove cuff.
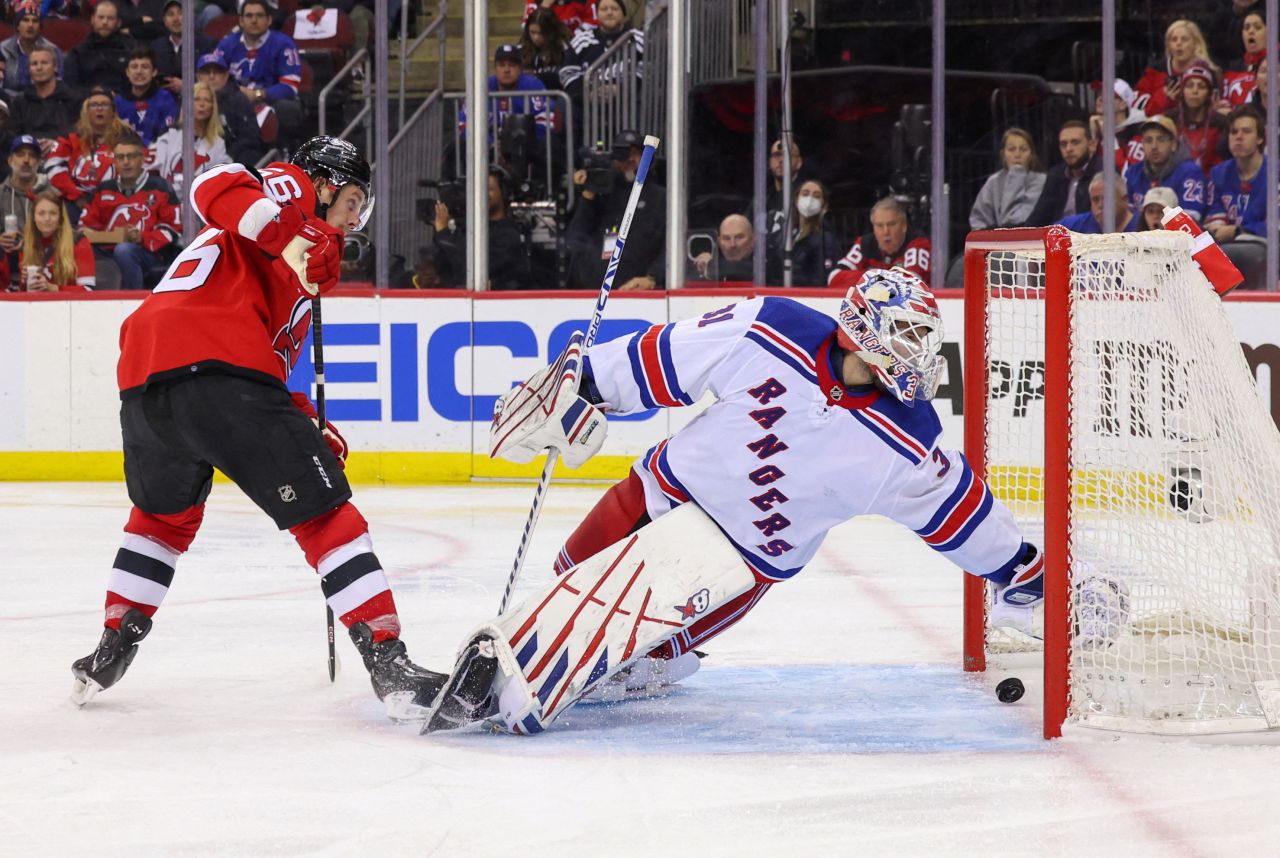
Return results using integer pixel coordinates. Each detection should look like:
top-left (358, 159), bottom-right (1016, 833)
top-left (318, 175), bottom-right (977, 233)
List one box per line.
top-left (993, 542), bottom-right (1044, 609)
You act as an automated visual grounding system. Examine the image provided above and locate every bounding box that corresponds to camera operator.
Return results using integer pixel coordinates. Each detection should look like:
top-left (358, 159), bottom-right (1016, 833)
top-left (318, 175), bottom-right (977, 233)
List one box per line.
top-left (565, 129), bottom-right (665, 291)
top-left (432, 166), bottom-right (533, 291)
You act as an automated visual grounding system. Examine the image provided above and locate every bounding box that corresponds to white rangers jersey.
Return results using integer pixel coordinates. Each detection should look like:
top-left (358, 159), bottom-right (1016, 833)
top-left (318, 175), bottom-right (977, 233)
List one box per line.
top-left (584, 296), bottom-right (1027, 583)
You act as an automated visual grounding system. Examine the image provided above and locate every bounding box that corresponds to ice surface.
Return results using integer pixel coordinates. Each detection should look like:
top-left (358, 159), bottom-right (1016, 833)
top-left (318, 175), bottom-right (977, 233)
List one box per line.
top-left (2, 482), bottom-right (1278, 856)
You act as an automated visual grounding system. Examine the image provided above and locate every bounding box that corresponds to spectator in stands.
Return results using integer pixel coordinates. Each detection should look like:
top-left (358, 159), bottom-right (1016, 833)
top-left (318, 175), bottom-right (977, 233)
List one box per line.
top-left (1204, 105), bottom-right (1269, 289)
top-left (1208, 0), bottom-right (1261, 69)
top-left (459, 44), bottom-right (551, 144)
top-left (9, 45), bottom-right (79, 141)
top-left (79, 130), bottom-right (180, 290)
top-left (196, 51), bottom-right (267, 165)
top-left (559, 0), bottom-right (640, 99)
top-left (1223, 10), bottom-right (1265, 109)
top-left (147, 81), bottom-right (229, 195)
top-left (1090, 78), bottom-right (1147, 178)
top-left (216, 0), bottom-right (303, 147)
top-left (1174, 61), bottom-right (1227, 171)
top-left (1134, 20), bottom-right (1219, 117)
top-left (524, 0), bottom-right (597, 35)
top-left (690, 213), bottom-right (754, 282)
top-left (521, 8), bottom-right (571, 91)
top-left (1, 2), bottom-right (63, 101)
top-left (1056, 173), bottom-right (1132, 234)
top-left (12, 189), bottom-right (95, 290)
top-left (1126, 114), bottom-right (1206, 228)
top-left (0, 134), bottom-right (47, 287)
top-left (116, 0), bottom-right (170, 42)
top-left (431, 166), bottom-right (531, 291)
top-left (566, 127), bottom-right (665, 290)
top-left (828, 196), bottom-right (931, 289)
top-left (1024, 119), bottom-right (1098, 226)
top-left (64, 0), bottom-right (137, 97)
top-left (765, 138), bottom-right (815, 235)
top-left (767, 179), bottom-right (841, 287)
top-left (48, 88), bottom-right (128, 215)
top-left (1248, 57), bottom-right (1271, 119)
top-left (116, 48), bottom-right (179, 145)
top-left (152, 0), bottom-right (215, 96)
top-left (1135, 185), bottom-right (1177, 231)
top-left (969, 127), bottom-right (1046, 230)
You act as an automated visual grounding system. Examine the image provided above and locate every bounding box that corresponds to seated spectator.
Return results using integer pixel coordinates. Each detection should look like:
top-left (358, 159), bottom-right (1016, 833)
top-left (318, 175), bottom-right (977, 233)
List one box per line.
top-left (566, 128), bottom-right (665, 290)
top-left (115, 0), bottom-right (170, 42)
top-left (8, 45), bottom-right (79, 141)
top-left (1134, 20), bottom-right (1219, 116)
top-left (690, 213), bottom-right (754, 282)
top-left (1024, 119), bottom-right (1099, 226)
top-left (969, 127), bottom-right (1046, 230)
top-left (64, 0), bottom-right (136, 96)
top-left (8, 188), bottom-right (95, 291)
top-left (196, 51), bottom-right (267, 165)
top-left (766, 180), bottom-right (841, 286)
top-left (1057, 173), bottom-right (1132, 234)
top-left (432, 167), bottom-right (531, 291)
top-left (1248, 57), bottom-right (1270, 120)
top-left (147, 81), bottom-right (229, 195)
top-left (1125, 114), bottom-right (1206, 228)
top-left (1174, 61), bottom-right (1227, 171)
top-left (1204, 105), bottom-right (1269, 289)
top-left (151, 0), bottom-right (215, 97)
top-left (0, 134), bottom-right (48, 287)
top-left (1223, 9), bottom-right (1266, 108)
top-left (459, 44), bottom-right (551, 143)
top-left (1, 2), bottom-right (64, 101)
top-left (1135, 185), bottom-right (1177, 231)
top-left (559, 0), bottom-right (641, 101)
top-left (1090, 78), bottom-right (1147, 178)
top-left (116, 48), bottom-right (179, 145)
top-left (215, 0), bottom-right (304, 148)
top-left (48, 88), bottom-right (129, 213)
top-left (523, 0), bottom-right (597, 35)
top-left (521, 8), bottom-right (571, 91)
top-left (79, 130), bottom-right (180, 290)
top-left (828, 196), bottom-right (931, 289)
top-left (765, 137), bottom-right (815, 235)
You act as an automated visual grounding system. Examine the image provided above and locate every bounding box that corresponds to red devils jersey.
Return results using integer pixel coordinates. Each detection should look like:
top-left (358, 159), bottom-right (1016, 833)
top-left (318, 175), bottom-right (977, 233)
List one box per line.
top-left (47, 134), bottom-right (116, 202)
top-left (79, 174), bottom-right (181, 253)
top-left (117, 161), bottom-right (324, 396)
top-left (828, 232), bottom-right (932, 290)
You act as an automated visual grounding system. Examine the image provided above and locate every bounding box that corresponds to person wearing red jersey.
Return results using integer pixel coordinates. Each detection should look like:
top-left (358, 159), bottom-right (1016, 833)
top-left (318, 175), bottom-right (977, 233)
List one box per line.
top-left (1133, 19), bottom-right (1219, 116)
top-left (828, 197), bottom-right (931, 289)
top-left (71, 136), bottom-right (448, 721)
top-left (46, 88), bottom-right (129, 213)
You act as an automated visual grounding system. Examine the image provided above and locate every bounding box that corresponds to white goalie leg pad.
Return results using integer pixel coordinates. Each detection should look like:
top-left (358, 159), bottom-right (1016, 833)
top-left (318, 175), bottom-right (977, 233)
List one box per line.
top-left (470, 503), bottom-right (756, 734)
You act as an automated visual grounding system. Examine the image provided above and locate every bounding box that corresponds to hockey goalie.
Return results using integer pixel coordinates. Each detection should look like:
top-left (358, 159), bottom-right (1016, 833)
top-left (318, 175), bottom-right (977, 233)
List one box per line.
top-left (424, 268), bottom-right (1047, 734)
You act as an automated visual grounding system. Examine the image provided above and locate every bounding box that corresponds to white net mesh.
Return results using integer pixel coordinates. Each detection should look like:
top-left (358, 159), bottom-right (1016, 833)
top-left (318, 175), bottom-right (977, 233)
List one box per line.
top-left (981, 231), bottom-right (1280, 734)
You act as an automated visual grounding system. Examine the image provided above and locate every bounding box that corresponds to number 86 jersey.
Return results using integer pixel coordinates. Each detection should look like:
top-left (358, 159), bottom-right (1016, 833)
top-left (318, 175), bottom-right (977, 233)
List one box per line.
top-left (117, 162), bottom-right (321, 398)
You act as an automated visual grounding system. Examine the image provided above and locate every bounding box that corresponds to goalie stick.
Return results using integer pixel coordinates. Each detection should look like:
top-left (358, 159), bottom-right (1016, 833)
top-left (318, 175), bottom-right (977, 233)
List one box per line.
top-left (495, 134), bottom-right (661, 616)
top-left (312, 295), bottom-right (337, 683)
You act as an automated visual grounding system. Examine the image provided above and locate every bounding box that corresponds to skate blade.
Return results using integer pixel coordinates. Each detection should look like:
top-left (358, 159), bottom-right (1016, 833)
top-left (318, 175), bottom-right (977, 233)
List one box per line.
top-left (70, 676), bottom-right (103, 707)
top-left (383, 691), bottom-right (432, 723)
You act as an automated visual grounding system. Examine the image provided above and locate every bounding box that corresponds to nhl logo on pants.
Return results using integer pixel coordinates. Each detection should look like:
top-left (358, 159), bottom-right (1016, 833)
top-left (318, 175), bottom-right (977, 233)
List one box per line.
top-left (278, 484), bottom-right (297, 502)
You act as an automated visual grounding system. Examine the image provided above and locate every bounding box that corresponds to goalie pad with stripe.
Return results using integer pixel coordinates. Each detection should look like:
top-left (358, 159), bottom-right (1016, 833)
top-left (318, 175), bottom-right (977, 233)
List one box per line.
top-left (455, 503), bottom-right (756, 735)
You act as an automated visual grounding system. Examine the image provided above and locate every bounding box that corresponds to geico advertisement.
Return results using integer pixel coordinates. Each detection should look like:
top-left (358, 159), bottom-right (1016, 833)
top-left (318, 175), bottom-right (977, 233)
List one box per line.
top-left (1, 294), bottom-right (1278, 467)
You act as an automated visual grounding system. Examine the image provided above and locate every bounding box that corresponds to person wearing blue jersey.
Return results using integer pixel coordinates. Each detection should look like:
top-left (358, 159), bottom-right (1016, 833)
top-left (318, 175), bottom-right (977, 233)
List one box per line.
top-left (1057, 172), bottom-right (1133, 234)
top-left (1204, 105), bottom-right (1269, 288)
top-left (214, 0), bottom-right (303, 147)
top-left (115, 48), bottom-right (179, 145)
top-left (1125, 114), bottom-right (1206, 230)
top-left (457, 44), bottom-right (551, 144)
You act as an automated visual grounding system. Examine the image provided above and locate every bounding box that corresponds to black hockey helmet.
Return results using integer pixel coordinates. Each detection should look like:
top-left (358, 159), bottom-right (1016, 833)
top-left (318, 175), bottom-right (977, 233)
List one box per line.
top-left (292, 135), bottom-right (374, 228)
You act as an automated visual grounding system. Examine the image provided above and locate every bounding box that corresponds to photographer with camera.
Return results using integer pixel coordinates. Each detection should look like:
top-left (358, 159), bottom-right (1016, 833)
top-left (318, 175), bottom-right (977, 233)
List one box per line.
top-left (565, 129), bottom-right (665, 291)
top-left (431, 166), bottom-right (532, 291)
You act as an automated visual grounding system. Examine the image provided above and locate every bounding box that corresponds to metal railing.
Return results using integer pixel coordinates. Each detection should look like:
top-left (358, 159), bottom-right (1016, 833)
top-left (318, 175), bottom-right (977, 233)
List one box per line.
top-left (318, 48), bottom-right (371, 153)
top-left (386, 91), bottom-right (445, 264)
top-left (582, 30), bottom-right (643, 150)
top-left (640, 3), bottom-right (669, 145)
top-left (690, 0), bottom-right (736, 84)
top-left (399, 1), bottom-right (448, 129)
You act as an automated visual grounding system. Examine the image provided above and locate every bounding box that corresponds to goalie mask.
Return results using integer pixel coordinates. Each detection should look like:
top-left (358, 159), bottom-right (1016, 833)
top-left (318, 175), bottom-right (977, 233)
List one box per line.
top-left (835, 267), bottom-right (945, 407)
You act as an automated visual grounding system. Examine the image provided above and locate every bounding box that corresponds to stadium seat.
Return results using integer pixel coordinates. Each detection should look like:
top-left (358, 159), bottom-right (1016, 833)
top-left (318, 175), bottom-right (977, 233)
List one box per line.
top-left (204, 14), bottom-right (240, 41)
top-left (284, 10), bottom-right (354, 73)
top-left (42, 18), bottom-right (89, 53)
top-left (0, 24), bottom-right (14, 42)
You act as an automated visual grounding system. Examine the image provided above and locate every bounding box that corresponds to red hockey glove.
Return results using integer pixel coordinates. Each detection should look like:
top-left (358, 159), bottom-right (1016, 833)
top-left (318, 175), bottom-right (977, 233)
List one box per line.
top-left (256, 203), bottom-right (307, 257)
top-left (290, 392), bottom-right (349, 468)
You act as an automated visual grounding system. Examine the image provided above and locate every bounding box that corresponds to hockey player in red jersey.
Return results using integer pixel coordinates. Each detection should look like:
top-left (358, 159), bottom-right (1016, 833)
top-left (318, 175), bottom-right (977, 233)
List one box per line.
top-left (72, 136), bottom-right (447, 720)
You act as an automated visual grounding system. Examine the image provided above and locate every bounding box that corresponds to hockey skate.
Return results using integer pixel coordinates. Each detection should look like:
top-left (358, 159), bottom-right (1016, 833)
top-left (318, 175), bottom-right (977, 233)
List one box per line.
top-left (349, 623), bottom-right (449, 722)
top-left (71, 609), bottom-right (153, 706)
top-left (420, 635), bottom-right (500, 735)
top-left (580, 651), bottom-right (705, 704)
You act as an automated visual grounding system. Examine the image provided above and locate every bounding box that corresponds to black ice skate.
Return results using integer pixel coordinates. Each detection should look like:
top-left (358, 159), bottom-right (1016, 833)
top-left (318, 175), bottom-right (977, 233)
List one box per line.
top-left (349, 623), bottom-right (449, 722)
top-left (71, 608), bottom-right (153, 706)
top-left (421, 635), bottom-right (500, 735)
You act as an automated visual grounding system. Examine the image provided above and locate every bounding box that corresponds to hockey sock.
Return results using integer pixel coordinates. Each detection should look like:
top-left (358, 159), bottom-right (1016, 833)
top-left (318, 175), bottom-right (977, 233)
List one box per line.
top-left (555, 470), bottom-right (650, 575)
top-left (291, 503), bottom-right (401, 643)
top-left (105, 505), bottom-right (205, 630)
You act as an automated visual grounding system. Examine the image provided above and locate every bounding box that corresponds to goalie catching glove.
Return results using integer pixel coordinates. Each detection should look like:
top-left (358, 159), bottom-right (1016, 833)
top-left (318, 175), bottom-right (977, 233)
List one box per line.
top-left (290, 392), bottom-right (349, 468)
top-left (490, 332), bottom-right (607, 468)
top-left (257, 202), bottom-right (342, 296)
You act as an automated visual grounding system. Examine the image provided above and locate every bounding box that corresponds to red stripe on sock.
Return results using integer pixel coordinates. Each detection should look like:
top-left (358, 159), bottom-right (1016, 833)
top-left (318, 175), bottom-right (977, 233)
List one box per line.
top-left (338, 590), bottom-right (400, 643)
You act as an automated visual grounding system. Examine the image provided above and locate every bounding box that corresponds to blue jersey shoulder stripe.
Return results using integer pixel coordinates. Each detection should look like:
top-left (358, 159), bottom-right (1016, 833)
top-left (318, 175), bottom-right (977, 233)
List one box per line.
top-left (849, 410), bottom-right (926, 464)
top-left (744, 330), bottom-right (818, 384)
top-left (755, 296), bottom-right (838, 354)
top-left (657, 324), bottom-right (694, 405)
top-left (624, 332), bottom-right (658, 410)
top-left (867, 396), bottom-right (943, 455)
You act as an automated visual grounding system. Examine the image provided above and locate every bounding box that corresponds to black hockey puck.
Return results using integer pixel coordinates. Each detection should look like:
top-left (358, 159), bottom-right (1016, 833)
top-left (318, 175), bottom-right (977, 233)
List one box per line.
top-left (996, 677), bottom-right (1025, 704)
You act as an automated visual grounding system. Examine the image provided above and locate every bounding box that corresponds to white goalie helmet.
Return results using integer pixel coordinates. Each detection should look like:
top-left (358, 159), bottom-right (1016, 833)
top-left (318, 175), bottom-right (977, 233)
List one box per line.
top-left (835, 267), bottom-right (945, 407)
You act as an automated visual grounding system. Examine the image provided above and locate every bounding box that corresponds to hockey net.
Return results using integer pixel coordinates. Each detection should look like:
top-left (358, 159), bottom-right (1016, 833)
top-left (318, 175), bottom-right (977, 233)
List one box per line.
top-left (963, 227), bottom-right (1280, 737)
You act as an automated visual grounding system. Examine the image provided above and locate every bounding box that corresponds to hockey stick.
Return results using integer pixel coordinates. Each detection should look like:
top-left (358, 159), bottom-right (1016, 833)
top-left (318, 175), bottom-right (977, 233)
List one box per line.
top-left (312, 295), bottom-right (337, 682)
top-left (497, 135), bottom-right (661, 615)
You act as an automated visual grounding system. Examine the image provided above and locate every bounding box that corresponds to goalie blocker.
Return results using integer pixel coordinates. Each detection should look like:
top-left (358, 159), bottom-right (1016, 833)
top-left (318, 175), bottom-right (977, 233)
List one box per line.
top-left (423, 503), bottom-right (757, 734)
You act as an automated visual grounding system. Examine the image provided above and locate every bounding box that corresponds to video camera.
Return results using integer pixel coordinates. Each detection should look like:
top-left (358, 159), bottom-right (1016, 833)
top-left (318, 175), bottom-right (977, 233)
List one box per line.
top-left (417, 179), bottom-right (467, 224)
top-left (578, 145), bottom-right (615, 195)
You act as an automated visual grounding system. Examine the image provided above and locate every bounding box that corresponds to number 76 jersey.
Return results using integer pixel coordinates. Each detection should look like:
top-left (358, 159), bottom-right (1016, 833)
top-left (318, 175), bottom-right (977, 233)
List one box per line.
top-left (117, 162), bottom-right (320, 397)
top-left (583, 296), bottom-right (1027, 582)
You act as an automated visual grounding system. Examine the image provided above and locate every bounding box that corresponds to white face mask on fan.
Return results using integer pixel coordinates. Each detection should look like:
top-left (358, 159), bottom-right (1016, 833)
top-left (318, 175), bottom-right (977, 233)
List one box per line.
top-left (796, 195), bottom-right (823, 218)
